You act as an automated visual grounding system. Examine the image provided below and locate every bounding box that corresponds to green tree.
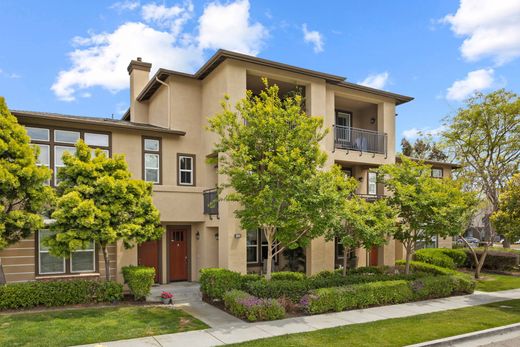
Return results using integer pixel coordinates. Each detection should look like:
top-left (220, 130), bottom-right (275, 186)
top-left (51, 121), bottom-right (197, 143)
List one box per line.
top-left (0, 97), bottom-right (53, 282)
top-left (492, 174), bottom-right (520, 246)
top-left (46, 140), bottom-right (163, 280)
top-left (442, 89), bottom-right (519, 253)
top-left (207, 82), bottom-right (353, 279)
top-left (400, 137), bottom-right (448, 161)
top-left (327, 196), bottom-right (398, 276)
top-left (378, 156), bottom-right (476, 274)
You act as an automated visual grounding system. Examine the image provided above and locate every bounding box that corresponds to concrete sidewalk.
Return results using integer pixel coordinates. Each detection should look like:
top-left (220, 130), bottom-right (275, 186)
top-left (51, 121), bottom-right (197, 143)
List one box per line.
top-left (77, 288), bottom-right (520, 347)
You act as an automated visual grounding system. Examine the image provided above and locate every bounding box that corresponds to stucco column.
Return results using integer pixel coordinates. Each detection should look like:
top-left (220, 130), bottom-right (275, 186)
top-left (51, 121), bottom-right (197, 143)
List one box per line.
top-left (377, 101), bottom-right (396, 161)
top-left (379, 238), bottom-right (396, 266)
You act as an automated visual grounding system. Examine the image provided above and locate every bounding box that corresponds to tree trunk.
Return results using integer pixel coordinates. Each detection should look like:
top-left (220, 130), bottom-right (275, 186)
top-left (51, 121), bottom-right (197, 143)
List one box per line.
top-left (404, 249), bottom-right (412, 275)
top-left (475, 246), bottom-right (489, 280)
top-left (342, 250), bottom-right (348, 276)
top-left (502, 237), bottom-right (511, 249)
top-left (102, 245), bottom-right (110, 281)
top-left (264, 227), bottom-right (274, 280)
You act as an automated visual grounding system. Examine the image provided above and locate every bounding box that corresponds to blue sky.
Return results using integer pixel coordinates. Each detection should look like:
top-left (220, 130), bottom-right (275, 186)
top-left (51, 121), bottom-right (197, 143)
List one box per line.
top-left (1, 0), bottom-right (519, 147)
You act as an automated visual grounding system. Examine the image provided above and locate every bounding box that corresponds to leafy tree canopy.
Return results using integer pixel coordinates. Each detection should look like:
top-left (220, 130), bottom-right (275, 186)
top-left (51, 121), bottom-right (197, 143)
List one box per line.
top-left (0, 97), bottom-right (53, 250)
top-left (492, 173), bottom-right (520, 243)
top-left (400, 137), bottom-right (448, 162)
top-left (208, 81), bottom-right (354, 278)
top-left (378, 156), bottom-right (476, 273)
top-left (47, 140), bottom-right (163, 280)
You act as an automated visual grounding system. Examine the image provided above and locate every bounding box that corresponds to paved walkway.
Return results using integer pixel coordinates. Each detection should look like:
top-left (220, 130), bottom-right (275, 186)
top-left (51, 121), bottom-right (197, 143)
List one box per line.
top-left (77, 288), bottom-right (520, 347)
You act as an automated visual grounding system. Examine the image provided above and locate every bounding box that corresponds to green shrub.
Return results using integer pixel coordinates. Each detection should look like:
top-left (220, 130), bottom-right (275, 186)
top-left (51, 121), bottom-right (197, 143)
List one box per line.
top-left (271, 271), bottom-right (306, 281)
top-left (440, 249), bottom-right (467, 267)
top-left (122, 265), bottom-right (155, 300)
top-left (414, 249), bottom-right (456, 269)
top-left (396, 260), bottom-right (455, 275)
top-left (464, 249), bottom-right (519, 271)
top-left (223, 289), bottom-right (285, 321)
top-left (307, 272), bottom-right (418, 290)
top-left (244, 279), bottom-right (309, 303)
top-left (199, 268), bottom-right (242, 301)
top-left (410, 276), bottom-right (454, 300)
top-left (451, 274), bottom-right (476, 294)
top-left (348, 266), bottom-right (388, 275)
top-left (0, 279), bottom-right (122, 310)
top-left (303, 280), bottom-right (414, 314)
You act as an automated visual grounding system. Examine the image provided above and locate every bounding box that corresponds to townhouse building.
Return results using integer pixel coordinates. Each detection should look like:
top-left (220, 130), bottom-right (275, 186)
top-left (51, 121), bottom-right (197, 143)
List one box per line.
top-left (0, 50), bottom-right (457, 284)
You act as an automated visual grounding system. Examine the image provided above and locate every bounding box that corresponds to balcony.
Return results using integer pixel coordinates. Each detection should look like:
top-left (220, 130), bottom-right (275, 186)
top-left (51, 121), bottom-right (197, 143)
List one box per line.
top-left (356, 194), bottom-right (385, 202)
top-left (203, 188), bottom-right (219, 216)
top-left (334, 125), bottom-right (387, 156)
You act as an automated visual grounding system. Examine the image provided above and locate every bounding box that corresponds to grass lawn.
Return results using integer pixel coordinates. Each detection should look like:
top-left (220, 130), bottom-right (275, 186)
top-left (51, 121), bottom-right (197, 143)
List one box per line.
top-left (231, 299), bottom-right (520, 347)
top-left (0, 305), bottom-right (208, 347)
top-left (475, 273), bottom-right (520, 292)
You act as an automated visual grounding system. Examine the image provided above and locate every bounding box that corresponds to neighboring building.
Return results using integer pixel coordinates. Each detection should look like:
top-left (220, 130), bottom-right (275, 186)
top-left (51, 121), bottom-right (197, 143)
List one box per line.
top-left (0, 50), bottom-right (459, 284)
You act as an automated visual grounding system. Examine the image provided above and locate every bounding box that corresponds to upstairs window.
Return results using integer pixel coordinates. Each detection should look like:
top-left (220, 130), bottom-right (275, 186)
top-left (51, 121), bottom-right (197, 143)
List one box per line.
top-left (368, 172), bottom-right (377, 195)
top-left (178, 154), bottom-right (195, 186)
top-left (431, 168), bottom-right (443, 179)
top-left (143, 137), bottom-right (161, 184)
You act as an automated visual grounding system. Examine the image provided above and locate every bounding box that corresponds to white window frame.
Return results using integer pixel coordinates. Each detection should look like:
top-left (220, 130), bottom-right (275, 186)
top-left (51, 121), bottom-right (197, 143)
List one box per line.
top-left (178, 155), bottom-right (194, 186)
top-left (368, 172), bottom-right (377, 195)
top-left (247, 230), bottom-right (259, 264)
top-left (38, 230), bottom-right (66, 275)
top-left (26, 127), bottom-right (50, 141)
top-left (336, 111), bottom-right (352, 142)
top-left (70, 242), bottom-right (96, 273)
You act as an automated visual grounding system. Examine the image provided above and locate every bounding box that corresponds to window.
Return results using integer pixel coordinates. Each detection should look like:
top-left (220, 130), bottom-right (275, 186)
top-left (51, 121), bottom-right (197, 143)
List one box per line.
top-left (26, 127), bottom-right (49, 141)
top-left (25, 126), bottom-right (111, 186)
top-left (247, 230), bottom-right (258, 263)
top-left (54, 146), bottom-right (75, 185)
top-left (431, 168), bottom-right (443, 179)
top-left (178, 154), bottom-right (195, 186)
top-left (70, 241), bottom-right (95, 273)
top-left (142, 138), bottom-right (161, 184)
top-left (368, 172), bottom-right (377, 195)
top-left (85, 133), bottom-right (109, 147)
top-left (55, 130), bottom-right (80, 144)
top-left (342, 168), bottom-right (352, 178)
top-left (38, 230), bottom-right (65, 274)
top-left (336, 111), bottom-right (352, 142)
top-left (37, 230), bottom-right (96, 276)
top-left (336, 238), bottom-right (345, 260)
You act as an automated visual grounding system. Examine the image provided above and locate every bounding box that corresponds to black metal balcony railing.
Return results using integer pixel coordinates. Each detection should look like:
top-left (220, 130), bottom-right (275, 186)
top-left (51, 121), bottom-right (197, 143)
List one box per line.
top-left (334, 125), bottom-right (387, 155)
top-left (203, 188), bottom-right (219, 216)
top-left (356, 194), bottom-right (385, 202)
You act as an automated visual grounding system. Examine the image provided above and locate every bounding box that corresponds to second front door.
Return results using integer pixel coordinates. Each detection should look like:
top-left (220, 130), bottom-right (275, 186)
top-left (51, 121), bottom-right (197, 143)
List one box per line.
top-left (168, 226), bottom-right (189, 281)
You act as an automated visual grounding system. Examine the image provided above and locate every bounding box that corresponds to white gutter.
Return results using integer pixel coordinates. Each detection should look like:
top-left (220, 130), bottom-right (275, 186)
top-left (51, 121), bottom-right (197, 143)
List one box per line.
top-left (155, 76), bottom-right (171, 130)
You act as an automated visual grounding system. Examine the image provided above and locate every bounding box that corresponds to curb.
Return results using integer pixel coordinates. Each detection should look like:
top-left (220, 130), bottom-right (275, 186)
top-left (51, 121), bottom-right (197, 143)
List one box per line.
top-left (407, 322), bottom-right (520, 346)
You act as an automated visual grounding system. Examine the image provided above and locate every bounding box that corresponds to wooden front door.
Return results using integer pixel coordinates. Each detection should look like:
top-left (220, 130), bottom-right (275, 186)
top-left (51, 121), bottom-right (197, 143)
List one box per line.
top-left (138, 240), bottom-right (161, 283)
top-left (370, 246), bottom-right (379, 266)
top-left (168, 226), bottom-right (189, 281)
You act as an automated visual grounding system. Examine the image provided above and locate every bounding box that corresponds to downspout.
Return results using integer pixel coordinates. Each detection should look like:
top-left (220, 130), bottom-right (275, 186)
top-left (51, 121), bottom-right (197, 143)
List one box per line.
top-left (155, 77), bottom-right (171, 130)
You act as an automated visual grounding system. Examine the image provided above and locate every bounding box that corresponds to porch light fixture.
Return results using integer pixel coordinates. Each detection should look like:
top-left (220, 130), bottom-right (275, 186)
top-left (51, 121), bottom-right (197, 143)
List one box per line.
top-left (234, 233), bottom-right (242, 239)
top-left (370, 117), bottom-right (376, 124)
top-left (214, 232), bottom-right (219, 240)
top-left (196, 231), bottom-right (200, 240)
top-left (358, 176), bottom-right (363, 182)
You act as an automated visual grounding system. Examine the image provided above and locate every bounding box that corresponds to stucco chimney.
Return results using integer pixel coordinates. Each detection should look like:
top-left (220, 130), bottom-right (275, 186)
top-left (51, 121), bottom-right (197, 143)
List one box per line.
top-left (127, 58), bottom-right (152, 123)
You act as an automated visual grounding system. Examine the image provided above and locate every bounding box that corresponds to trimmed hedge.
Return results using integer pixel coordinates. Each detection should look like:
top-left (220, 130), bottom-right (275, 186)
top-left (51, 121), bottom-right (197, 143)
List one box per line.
top-left (302, 280), bottom-right (414, 314)
top-left (0, 279), bottom-right (123, 310)
top-left (122, 266), bottom-right (155, 300)
top-left (396, 260), bottom-right (456, 276)
top-left (271, 271), bottom-right (306, 281)
top-left (244, 279), bottom-right (309, 303)
top-left (223, 289), bottom-right (285, 321)
top-left (414, 248), bottom-right (467, 269)
top-left (465, 249), bottom-right (520, 271)
top-left (302, 275), bottom-right (475, 314)
top-left (200, 268), bottom-right (243, 300)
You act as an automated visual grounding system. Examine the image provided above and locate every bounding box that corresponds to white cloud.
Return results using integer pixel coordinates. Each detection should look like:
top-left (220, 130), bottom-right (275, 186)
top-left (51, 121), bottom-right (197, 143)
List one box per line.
top-left (198, 0), bottom-right (267, 55)
top-left (302, 24), bottom-right (323, 53)
top-left (110, 1), bottom-right (140, 11)
top-left (358, 72), bottom-right (389, 90)
top-left (402, 125), bottom-right (446, 140)
top-left (0, 68), bottom-right (21, 79)
top-left (446, 68), bottom-right (494, 101)
top-left (52, 0), bottom-right (267, 101)
top-left (442, 0), bottom-right (520, 65)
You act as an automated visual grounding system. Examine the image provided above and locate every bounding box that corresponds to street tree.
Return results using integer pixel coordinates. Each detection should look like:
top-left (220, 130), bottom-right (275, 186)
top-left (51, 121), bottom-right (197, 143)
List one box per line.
top-left (46, 140), bottom-right (163, 280)
top-left (207, 81), bottom-right (353, 279)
